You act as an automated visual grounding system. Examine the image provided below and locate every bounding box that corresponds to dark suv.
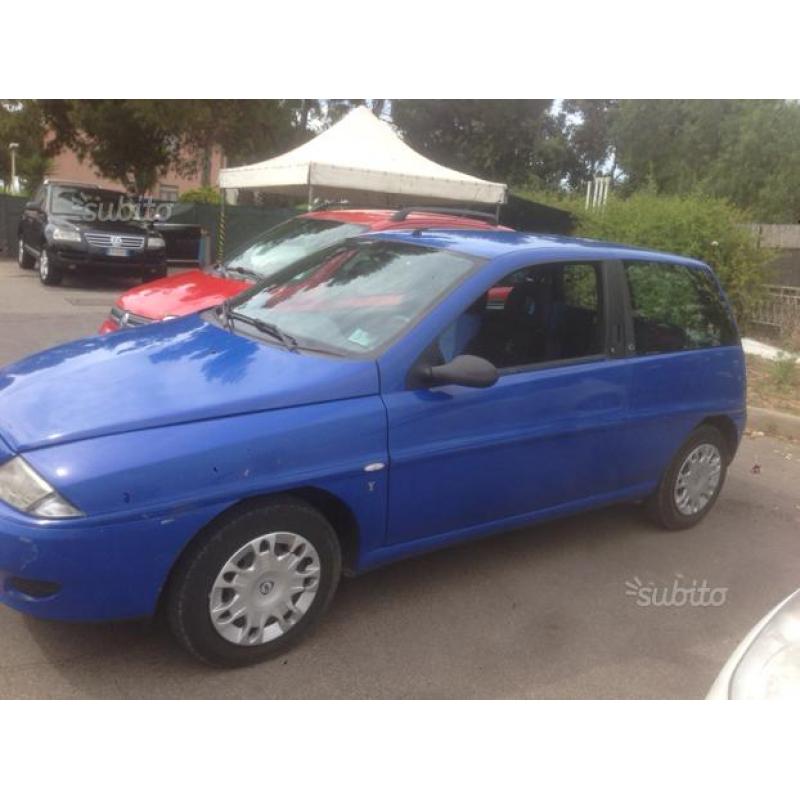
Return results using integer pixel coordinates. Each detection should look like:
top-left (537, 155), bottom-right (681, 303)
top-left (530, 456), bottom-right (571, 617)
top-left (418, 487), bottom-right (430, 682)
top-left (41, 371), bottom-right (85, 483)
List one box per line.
top-left (17, 181), bottom-right (167, 286)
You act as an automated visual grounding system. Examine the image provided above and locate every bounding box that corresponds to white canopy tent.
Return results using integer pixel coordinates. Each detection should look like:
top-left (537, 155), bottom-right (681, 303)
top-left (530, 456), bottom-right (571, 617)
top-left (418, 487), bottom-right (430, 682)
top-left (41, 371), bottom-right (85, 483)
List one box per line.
top-left (218, 106), bottom-right (507, 208)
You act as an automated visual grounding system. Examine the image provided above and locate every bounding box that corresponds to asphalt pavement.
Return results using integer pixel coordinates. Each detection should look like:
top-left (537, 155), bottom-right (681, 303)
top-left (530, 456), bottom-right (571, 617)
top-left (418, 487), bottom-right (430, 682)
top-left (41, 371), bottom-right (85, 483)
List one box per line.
top-left (0, 257), bottom-right (799, 698)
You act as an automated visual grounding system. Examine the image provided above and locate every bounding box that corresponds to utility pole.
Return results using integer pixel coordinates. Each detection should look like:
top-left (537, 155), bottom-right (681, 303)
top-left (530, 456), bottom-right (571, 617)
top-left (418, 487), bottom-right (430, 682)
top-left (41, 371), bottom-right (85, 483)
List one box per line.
top-left (8, 142), bottom-right (19, 194)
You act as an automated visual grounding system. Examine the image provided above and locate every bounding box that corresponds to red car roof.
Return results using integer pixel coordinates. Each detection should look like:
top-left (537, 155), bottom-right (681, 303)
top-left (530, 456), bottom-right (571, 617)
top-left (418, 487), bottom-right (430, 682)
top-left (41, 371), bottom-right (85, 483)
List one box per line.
top-left (302, 207), bottom-right (512, 231)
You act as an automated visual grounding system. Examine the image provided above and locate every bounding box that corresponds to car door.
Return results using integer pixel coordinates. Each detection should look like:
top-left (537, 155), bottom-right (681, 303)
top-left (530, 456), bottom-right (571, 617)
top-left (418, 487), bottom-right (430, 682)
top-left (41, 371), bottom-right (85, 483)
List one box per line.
top-left (381, 259), bottom-right (637, 548)
top-left (617, 258), bottom-right (745, 489)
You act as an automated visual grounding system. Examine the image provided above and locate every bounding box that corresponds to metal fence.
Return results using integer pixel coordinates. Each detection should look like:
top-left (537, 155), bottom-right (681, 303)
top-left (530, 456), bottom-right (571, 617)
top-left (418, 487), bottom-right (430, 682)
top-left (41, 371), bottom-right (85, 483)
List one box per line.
top-left (0, 194), bottom-right (28, 260)
top-left (749, 285), bottom-right (800, 340)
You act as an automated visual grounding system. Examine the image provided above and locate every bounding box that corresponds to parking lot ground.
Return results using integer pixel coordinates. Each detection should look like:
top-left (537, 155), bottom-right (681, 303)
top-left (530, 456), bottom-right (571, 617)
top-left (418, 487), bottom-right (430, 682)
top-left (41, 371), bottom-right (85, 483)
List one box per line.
top-left (1, 257), bottom-right (799, 699)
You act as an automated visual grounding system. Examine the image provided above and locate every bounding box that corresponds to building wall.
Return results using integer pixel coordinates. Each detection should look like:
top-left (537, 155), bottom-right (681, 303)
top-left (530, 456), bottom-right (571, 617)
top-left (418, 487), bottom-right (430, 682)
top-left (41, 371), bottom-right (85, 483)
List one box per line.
top-left (45, 141), bottom-right (225, 199)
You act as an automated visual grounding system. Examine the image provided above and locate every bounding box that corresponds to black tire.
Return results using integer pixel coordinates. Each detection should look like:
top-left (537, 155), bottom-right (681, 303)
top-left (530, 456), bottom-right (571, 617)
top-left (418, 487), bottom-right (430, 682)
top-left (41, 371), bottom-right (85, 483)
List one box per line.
top-left (645, 424), bottom-right (728, 530)
top-left (167, 496), bottom-right (341, 667)
top-left (143, 266), bottom-right (168, 283)
top-left (18, 237), bottom-right (36, 270)
top-left (38, 249), bottom-right (63, 286)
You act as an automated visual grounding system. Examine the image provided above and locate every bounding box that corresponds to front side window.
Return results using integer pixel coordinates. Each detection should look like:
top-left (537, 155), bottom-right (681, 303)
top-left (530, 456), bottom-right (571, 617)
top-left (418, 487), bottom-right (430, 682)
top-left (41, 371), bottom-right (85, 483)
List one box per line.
top-left (437, 261), bottom-right (606, 368)
top-left (224, 217), bottom-right (369, 280)
top-left (624, 261), bottom-right (738, 355)
top-left (229, 241), bottom-right (481, 356)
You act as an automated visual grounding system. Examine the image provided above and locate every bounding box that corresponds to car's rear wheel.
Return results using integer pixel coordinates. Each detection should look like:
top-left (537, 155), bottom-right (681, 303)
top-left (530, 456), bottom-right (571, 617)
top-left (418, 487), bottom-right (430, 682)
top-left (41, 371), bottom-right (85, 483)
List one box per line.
top-left (18, 238), bottom-right (35, 270)
top-left (38, 249), bottom-right (63, 286)
top-left (167, 497), bottom-right (341, 667)
top-left (645, 424), bottom-right (728, 530)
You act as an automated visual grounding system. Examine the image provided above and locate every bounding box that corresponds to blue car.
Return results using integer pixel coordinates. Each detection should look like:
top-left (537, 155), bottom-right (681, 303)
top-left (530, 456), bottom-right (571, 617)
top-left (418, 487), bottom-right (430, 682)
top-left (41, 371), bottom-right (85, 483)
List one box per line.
top-left (0, 230), bottom-right (745, 666)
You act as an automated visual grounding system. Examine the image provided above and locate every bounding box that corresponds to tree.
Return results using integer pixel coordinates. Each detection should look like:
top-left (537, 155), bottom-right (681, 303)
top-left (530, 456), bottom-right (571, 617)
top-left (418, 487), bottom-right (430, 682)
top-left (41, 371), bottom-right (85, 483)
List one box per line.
top-left (392, 100), bottom-right (555, 186)
top-left (39, 100), bottom-right (302, 194)
top-left (0, 100), bottom-right (49, 192)
top-left (608, 99), bottom-right (800, 221)
top-left (561, 99), bottom-right (619, 186)
top-left (40, 100), bottom-right (185, 194)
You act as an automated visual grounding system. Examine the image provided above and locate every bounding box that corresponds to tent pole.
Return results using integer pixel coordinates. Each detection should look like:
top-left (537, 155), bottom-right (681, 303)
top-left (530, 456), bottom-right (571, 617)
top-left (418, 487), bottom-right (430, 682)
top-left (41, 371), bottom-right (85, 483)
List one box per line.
top-left (217, 188), bottom-right (226, 263)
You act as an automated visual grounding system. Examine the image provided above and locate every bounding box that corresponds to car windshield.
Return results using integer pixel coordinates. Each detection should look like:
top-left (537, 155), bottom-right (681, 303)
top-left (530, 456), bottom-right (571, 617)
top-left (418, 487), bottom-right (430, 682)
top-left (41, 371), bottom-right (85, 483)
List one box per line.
top-left (224, 217), bottom-right (369, 279)
top-left (50, 186), bottom-right (131, 218)
top-left (228, 240), bottom-right (481, 356)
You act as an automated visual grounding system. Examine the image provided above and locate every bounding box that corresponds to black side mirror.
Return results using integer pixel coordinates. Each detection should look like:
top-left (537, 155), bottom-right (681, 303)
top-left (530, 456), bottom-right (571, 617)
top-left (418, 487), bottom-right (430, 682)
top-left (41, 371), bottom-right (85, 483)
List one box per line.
top-left (420, 355), bottom-right (499, 389)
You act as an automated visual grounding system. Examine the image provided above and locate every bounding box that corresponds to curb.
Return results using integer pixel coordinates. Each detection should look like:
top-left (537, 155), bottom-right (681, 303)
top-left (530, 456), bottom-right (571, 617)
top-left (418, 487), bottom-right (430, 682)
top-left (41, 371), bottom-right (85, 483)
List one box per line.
top-left (747, 406), bottom-right (800, 440)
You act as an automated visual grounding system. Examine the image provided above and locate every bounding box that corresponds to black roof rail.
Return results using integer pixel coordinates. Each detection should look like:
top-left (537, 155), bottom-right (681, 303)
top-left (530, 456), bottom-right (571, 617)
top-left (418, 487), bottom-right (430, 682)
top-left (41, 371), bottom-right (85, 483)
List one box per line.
top-left (310, 199), bottom-right (353, 211)
top-left (391, 206), bottom-right (498, 224)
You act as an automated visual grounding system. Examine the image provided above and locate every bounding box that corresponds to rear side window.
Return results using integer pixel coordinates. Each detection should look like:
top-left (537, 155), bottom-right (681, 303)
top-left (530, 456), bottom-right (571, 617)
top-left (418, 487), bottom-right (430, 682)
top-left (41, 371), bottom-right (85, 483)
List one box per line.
top-left (624, 261), bottom-right (738, 355)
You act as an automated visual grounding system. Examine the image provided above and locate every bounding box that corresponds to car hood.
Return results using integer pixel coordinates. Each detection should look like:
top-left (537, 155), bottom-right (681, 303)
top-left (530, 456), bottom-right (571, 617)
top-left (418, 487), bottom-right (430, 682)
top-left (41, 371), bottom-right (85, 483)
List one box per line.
top-left (0, 315), bottom-right (378, 452)
top-left (56, 216), bottom-right (151, 235)
top-left (118, 268), bottom-right (251, 319)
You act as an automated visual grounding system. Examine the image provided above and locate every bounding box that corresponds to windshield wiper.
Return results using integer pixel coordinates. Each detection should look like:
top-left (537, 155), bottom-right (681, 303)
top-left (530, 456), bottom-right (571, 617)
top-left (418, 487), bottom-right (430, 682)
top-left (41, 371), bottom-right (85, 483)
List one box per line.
top-left (222, 265), bottom-right (260, 279)
top-left (227, 310), bottom-right (299, 352)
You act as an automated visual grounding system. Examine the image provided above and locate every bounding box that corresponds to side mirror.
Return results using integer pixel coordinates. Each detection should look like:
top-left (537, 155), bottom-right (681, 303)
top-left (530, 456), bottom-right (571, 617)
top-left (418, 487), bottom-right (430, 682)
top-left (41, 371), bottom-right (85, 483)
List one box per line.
top-left (420, 355), bottom-right (499, 389)
top-left (24, 201), bottom-right (39, 211)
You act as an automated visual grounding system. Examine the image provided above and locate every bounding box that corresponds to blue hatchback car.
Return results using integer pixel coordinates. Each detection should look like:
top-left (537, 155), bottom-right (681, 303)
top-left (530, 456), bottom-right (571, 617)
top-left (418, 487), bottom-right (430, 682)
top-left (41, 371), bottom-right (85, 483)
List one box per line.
top-left (0, 230), bottom-right (745, 666)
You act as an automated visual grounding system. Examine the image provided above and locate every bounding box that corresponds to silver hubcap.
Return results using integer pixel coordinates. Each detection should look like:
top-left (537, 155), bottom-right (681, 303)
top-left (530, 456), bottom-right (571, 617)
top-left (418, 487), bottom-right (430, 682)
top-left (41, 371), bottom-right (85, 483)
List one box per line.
top-left (39, 252), bottom-right (49, 279)
top-left (209, 531), bottom-right (321, 646)
top-left (674, 443), bottom-right (722, 516)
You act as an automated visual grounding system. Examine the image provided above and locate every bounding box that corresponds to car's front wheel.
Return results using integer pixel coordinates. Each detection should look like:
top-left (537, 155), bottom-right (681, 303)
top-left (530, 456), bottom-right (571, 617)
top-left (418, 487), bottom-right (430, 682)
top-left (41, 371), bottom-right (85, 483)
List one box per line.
top-left (143, 266), bottom-right (168, 283)
top-left (645, 424), bottom-right (728, 530)
top-left (38, 249), bottom-right (63, 286)
top-left (167, 497), bottom-right (342, 667)
top-left (18, 237), bottom-right (36, 270)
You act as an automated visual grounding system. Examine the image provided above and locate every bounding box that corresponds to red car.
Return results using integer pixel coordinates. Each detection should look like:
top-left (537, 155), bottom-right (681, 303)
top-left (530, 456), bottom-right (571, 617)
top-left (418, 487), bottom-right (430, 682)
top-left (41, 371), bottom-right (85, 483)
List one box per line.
top-left (99, 206), bottom-right (508, 333)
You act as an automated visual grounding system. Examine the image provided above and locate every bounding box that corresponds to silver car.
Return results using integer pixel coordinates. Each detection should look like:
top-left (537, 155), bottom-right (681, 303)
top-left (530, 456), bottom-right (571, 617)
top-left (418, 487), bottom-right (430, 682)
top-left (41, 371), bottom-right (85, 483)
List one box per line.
top-left (708, 588), bottom-right (800, 699)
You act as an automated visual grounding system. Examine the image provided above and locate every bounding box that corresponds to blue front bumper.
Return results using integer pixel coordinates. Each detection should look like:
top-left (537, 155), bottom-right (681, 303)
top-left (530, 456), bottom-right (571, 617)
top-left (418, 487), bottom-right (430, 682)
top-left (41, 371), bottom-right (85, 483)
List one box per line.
top-left (0, 500), bottom-right (226, 621)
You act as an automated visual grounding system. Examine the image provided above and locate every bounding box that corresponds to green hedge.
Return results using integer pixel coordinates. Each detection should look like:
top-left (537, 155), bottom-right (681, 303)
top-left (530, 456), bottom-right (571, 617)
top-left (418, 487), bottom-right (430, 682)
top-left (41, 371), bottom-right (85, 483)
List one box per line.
top-left (516, 190), bottom-right (770, 323)
top-left (574, 194), bottom-right (770, 323)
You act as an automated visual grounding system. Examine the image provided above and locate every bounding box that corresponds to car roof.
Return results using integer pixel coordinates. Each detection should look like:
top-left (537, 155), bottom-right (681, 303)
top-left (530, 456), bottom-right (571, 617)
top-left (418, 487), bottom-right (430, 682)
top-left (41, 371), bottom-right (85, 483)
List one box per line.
top-left (302, 207), bottom-right (508, 231)
top-left (356, 228), bottom-right (709, 269)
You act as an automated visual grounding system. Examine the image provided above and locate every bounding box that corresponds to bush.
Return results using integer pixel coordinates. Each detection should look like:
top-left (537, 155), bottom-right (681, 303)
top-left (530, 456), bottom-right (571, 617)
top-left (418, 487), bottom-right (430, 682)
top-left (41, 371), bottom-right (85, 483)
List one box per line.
top-left (770, 353), bottom-right (797, 391)
top-left (179, 186), bottom-right (222, 204)
top-left (573, 193), bottom-right (770, 324)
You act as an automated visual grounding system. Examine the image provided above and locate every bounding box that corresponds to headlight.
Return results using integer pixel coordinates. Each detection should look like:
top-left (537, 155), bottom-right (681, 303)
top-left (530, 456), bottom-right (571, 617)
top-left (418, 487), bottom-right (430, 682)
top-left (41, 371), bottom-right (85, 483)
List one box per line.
top-left (729, 589), bottom-right (800, 699)
top-left (51, 226), bottom-right (82, 243)
top-left (147, 235), bottom-right (166, 249)
top-left (0, 457), bottom-right (83, 519)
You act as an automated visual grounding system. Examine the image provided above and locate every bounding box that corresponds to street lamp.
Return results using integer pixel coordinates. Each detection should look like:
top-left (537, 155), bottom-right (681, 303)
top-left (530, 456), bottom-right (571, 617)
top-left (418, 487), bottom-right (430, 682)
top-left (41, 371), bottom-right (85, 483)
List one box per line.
top-left (8, 142), bottom-right (19, 194)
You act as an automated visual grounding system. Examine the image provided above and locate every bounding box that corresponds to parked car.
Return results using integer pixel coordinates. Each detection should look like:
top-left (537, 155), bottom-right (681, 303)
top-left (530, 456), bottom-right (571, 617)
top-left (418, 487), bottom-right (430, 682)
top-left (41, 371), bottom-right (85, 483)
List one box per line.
top-left (18, 180), bottom-right (167, 286)
top-left (0, 230), bottom-right (745, 667)
top-left (707, 587), bottom-right (800, 699)
top-left (99, 206), bottom-right (506, 333)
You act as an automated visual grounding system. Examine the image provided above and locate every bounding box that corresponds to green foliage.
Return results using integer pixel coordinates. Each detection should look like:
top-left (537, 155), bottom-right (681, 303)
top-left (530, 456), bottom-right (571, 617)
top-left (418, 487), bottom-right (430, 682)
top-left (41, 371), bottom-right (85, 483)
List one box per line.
top-left (39, 100), bottom-right (301, 194)
top-left (393, 100), bottom-right (557, 186)
top-left (770, 353), bottom-right (797, 391)
top-left (179, 186), bottom-right (221, 204)
top-left (0, 100), bottom-right (50, 191)
top-left (561, 100), bottom-right (619, 187)
top-left (610, 100), bottom-right (800, 222)
top-left (573, 193), bottom-right (770, 321)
